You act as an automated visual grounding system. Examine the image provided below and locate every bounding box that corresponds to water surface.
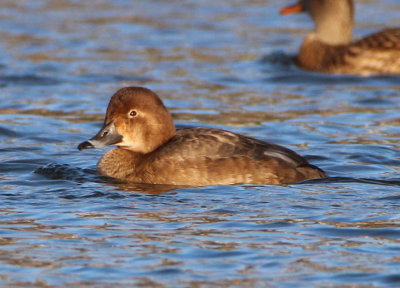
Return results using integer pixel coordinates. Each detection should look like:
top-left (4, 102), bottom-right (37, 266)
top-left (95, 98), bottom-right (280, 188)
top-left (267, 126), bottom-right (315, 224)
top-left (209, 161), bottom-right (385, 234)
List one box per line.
top-left (1, 0), bottom-right (400, 287)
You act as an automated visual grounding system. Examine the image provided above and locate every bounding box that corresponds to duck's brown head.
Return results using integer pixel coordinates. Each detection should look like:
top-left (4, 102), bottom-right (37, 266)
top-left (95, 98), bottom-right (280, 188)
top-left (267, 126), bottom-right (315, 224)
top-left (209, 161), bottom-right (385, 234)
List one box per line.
top-left (78, 87), bottom-right (176, 154)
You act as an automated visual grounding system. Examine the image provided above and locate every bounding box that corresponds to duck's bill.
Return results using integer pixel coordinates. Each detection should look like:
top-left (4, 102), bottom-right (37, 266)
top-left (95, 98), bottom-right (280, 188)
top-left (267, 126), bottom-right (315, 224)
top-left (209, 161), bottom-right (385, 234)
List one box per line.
top-left (77, 121), bottom-right (122, 151)
top-left (280, 2), bottom-right (304, 15)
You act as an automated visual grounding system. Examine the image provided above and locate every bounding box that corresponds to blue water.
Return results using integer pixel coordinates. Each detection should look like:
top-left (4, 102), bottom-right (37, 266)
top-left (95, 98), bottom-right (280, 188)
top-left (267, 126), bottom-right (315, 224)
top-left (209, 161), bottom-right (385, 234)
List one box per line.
top-left (1, 0), bottom-right (400, 286)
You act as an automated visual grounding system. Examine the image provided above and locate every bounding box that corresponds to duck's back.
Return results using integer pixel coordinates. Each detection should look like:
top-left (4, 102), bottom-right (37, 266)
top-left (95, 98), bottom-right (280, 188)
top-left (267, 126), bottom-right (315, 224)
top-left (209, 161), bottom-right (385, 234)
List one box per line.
top-left (297, 28), bottom-right (400, 75)
top-left (136, 128), bottom-right (326, 185)
top-left (346, 28), bottom-right (400, 75)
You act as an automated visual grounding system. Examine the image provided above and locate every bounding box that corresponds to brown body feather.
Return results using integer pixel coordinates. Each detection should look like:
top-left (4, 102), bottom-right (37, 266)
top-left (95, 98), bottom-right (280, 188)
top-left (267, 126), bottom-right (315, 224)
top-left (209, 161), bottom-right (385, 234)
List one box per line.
top-left (97, 127), bottom-right (326, 186)
top-left (297, 29), bottom-right (400, 75)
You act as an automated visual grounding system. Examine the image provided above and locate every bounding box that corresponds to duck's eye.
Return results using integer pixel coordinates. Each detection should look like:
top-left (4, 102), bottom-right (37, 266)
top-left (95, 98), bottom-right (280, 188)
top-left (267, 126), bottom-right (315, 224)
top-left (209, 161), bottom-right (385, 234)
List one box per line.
top-left (129, 110), bottom-right (137, 117)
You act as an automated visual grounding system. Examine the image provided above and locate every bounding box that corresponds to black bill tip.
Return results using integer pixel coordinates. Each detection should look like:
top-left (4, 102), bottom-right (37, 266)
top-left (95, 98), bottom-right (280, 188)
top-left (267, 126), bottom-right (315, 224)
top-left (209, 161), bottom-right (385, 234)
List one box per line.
top-left (77, 141), bottom-right (94, 151)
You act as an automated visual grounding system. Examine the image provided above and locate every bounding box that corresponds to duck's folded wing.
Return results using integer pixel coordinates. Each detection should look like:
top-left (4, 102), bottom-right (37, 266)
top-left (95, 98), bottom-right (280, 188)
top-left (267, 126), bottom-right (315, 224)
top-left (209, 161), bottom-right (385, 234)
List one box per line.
top-left (353, 28), bottom-right (400, 50)
top-left (142, 127), bottom-right (325, 185)
top-left (344, 28), bottom-right (400, 74)
top-left (151, 127), bottom-right (311, 167)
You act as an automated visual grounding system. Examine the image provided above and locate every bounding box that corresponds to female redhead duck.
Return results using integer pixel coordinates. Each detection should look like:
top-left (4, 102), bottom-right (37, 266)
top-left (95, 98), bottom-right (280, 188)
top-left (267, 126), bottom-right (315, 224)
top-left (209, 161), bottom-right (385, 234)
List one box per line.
top-left (280, 0), bottom-right (400, 75)
top-left (78, 87), bottom-right (326, 186)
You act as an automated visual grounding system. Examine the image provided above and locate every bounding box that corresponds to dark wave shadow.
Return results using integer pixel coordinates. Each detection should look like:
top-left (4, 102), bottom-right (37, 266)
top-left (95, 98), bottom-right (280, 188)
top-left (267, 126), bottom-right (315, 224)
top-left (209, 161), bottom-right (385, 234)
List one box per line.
top-left (73, 73), bottom-right (153, 84)
top-left (259, 50), bottom-right (295, 69)
top-left (0, 72), bottom-right (152, 88)
top-left (297, 176), bottom-right (400, 186)
top-left (34, 163), bottom-right (99, 182)
top-left (34, 163), bottom-right (184, 194)
top-left (0, 74), bottom-right (61, 86)
top-left (0, 125), bottom-right (21, 137)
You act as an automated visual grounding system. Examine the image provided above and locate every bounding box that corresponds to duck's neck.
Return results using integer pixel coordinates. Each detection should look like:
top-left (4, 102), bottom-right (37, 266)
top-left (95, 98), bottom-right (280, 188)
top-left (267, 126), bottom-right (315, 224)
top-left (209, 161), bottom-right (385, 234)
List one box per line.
top-left (309, 0), bottom-right (354, 45)
top-left (97, 148), bottom-right (142, 180)
top-left (143, 120), bottom-right (176, 154)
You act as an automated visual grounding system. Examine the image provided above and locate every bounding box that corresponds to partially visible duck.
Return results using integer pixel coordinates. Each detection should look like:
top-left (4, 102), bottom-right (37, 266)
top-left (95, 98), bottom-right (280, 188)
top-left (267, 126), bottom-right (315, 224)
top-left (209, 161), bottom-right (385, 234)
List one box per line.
top-left (78, 87), bottom-right (326, 186)
top-left (280, 0), bottom-right (400, 75)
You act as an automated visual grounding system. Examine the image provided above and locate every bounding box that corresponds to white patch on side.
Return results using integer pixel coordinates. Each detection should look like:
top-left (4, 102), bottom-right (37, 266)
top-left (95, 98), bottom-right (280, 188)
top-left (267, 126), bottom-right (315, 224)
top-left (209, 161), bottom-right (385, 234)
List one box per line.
top-left (263, 151), bottom-right (297, 166)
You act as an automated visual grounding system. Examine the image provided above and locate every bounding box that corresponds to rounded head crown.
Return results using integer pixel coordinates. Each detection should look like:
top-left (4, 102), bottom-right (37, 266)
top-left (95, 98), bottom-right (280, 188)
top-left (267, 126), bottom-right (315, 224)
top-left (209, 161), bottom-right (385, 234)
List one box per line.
top-left (105, 87), bottom-right (165, 122)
